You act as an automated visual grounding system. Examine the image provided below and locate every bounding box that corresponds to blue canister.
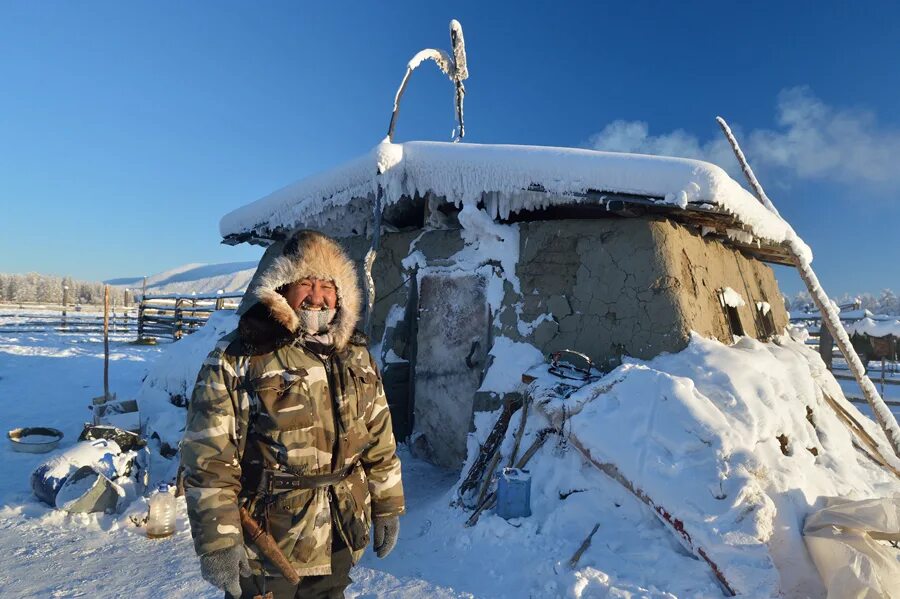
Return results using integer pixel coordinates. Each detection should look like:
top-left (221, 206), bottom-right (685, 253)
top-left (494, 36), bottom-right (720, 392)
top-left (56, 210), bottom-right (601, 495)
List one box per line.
top-left (496, 467), bottom-right (532, 519)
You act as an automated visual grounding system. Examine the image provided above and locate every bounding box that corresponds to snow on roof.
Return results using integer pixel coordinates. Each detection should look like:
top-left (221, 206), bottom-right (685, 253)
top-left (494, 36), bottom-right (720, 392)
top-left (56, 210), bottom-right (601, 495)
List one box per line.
top-left (220, 139), bottom-right (808, 259)
top-left (846, 317), bottom-right (900, 338)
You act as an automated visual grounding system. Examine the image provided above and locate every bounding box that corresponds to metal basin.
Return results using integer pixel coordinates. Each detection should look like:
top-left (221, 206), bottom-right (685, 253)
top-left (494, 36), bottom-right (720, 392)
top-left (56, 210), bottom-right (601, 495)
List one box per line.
top-left (8, 427), bottom-right (64, 453)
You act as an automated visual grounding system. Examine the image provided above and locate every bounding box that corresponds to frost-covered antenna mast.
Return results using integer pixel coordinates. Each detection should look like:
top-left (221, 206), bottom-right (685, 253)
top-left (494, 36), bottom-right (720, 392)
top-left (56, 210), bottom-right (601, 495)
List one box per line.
top-left (716, 116), bottom-right (900, 460)
top-left (365, 21), bottom-right (466, 337)
top-left (386, 19), bottom-right (469, 142)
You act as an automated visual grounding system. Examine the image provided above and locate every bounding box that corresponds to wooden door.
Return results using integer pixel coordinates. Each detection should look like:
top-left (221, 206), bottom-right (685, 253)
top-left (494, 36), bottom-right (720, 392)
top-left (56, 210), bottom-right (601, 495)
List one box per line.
top-left (412, 273), bottom-right (489, 469)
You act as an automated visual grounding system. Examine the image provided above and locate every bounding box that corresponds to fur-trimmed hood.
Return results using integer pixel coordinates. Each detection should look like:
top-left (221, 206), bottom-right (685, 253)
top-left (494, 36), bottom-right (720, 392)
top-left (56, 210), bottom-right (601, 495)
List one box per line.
top-left (237, 230), bottom-right (361, 353)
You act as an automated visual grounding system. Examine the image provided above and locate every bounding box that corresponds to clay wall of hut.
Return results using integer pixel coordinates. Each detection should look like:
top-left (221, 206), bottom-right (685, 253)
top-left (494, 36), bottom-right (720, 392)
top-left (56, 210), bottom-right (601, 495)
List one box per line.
top-left (338, 216), bottom-right (788, 468)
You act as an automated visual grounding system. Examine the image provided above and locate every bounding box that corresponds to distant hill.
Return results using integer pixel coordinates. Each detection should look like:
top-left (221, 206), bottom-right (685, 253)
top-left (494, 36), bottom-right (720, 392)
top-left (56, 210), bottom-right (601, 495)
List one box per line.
top-left (106, 261), bottom-right (257, 296)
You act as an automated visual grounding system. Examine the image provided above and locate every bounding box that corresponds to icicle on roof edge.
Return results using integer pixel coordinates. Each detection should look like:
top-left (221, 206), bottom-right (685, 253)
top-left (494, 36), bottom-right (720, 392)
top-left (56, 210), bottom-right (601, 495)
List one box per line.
top-left (219, 139), bottom-right (811, 262)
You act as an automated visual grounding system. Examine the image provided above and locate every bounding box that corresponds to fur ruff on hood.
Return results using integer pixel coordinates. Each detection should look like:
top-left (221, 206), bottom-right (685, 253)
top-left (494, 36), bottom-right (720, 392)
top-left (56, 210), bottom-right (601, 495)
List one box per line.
top-left (241, 230), bottom-right (361, 352)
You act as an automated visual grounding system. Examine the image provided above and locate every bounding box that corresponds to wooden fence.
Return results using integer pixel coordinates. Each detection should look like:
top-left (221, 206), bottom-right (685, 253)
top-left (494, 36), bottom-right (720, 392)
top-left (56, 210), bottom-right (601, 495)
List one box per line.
top-left (0, 306), bottom-right (136, 335)
top-left (137, 291), bottom-right (243, 341)
top-left (0, 290), bottom-right (244, 342)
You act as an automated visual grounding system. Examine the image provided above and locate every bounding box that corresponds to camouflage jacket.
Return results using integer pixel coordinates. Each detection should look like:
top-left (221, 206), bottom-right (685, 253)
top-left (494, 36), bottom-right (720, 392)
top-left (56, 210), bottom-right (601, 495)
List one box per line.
top-left (180, 330), bottom-right (404, 576)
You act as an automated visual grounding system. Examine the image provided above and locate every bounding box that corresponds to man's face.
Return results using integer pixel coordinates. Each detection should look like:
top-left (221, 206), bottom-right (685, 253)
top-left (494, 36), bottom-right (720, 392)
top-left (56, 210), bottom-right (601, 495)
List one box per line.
top-left (282, 277), bottom-right (338, 311)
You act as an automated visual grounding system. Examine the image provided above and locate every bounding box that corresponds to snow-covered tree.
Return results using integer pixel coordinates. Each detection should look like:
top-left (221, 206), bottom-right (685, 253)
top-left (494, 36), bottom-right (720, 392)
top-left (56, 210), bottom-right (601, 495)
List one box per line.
top-left (877, 289), bottom-right (899, 315)
top-left (0, 273), bottom-right (105, 305)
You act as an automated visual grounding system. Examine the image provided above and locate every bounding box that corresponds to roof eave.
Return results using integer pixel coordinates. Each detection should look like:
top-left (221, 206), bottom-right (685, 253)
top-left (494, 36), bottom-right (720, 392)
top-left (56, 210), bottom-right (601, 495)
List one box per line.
top-left (220, 186), bottom-right (794, 266)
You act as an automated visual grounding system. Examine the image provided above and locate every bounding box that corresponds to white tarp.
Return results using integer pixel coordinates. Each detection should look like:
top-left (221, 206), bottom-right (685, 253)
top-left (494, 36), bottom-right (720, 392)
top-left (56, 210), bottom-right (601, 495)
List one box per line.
top-left (803, 496), bottom-right (900, 598)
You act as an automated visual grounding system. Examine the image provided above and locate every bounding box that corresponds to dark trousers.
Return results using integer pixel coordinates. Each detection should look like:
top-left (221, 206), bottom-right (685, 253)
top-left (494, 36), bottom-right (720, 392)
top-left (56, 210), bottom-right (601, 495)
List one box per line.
top-left (227, 536), bottom-right (353, 599)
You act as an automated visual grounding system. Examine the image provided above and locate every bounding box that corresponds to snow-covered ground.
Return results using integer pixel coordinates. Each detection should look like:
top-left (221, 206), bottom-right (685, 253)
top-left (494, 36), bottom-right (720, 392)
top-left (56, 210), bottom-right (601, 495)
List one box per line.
top-left (2, 318), bottom-right (898, 598)
top-left (0, 326), bottom-right (200, 597)
top-left (0, 320), bottom-right (723, 598)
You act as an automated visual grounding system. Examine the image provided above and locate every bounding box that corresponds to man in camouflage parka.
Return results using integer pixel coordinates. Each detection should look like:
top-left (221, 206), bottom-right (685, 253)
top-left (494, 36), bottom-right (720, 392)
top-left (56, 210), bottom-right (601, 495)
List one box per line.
top-left (181, 230), bottom-right (404, 598)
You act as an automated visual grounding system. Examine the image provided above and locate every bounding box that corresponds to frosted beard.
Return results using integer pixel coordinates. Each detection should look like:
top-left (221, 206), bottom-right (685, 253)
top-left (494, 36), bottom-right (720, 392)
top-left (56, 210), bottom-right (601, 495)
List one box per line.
top-left (296, 306), bottom-right (337, 336)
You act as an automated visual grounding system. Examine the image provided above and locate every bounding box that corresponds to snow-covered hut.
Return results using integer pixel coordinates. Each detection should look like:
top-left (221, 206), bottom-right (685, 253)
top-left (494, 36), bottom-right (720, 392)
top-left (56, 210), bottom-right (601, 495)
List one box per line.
top-left (221, 140), bottom-right (799, 469)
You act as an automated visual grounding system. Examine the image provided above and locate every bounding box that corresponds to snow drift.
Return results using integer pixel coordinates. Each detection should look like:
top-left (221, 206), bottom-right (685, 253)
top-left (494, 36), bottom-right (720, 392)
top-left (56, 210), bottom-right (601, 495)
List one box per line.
top-left (464, 332), bottom-right (900, 597)
top-left (137, 311), bottom-right (239, 458)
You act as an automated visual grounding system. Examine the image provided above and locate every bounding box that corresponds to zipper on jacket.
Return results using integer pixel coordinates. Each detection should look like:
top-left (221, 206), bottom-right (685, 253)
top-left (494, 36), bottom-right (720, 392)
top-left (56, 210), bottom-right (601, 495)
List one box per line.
top-left (328, 486), bottom-right (353, 551)
top-left (323, 358), bottom-right (356, 555)
top-left (322, 355), bottom-right (347, 471)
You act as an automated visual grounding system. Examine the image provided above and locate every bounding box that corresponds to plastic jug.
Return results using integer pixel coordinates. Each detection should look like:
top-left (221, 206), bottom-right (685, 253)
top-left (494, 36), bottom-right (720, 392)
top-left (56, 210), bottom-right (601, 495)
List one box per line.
top-left (496, 468), bottom-right (532, 519)
top-left (146, 483), bottom-right (176, 538)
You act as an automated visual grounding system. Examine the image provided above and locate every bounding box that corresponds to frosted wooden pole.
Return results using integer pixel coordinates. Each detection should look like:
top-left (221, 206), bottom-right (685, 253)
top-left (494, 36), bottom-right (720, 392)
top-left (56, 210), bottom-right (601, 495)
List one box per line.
top-left (363, 184), bottom-right (383, 339)
top-left (61, 284), bottom-right (68, 331)
top-left (715, 119), bottom-right (780, 217)
top-left (717, 116), bottom-right (900, 458)
top-left (103, 284), bottom-right (110, 399)
top-left (386, 20), bottom-right (468, 142)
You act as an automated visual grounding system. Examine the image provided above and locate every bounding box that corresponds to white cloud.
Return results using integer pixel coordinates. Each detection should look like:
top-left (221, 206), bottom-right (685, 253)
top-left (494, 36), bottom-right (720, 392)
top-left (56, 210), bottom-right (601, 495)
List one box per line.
top-left (586, 87), bottom-right (900, 187)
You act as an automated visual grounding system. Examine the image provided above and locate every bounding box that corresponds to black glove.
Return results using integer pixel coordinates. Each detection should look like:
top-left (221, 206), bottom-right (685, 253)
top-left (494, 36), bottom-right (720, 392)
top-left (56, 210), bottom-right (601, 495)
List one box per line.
top-left (199, 544), bottom-right (251, 597)
top-left (372, 515), bottom-right (400, 558)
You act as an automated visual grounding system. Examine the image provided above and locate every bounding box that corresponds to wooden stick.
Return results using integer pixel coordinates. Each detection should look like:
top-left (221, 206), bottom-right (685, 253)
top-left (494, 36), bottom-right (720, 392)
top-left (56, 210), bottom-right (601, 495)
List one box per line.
top-left (474, 449), bottom-right (503, 510)
top-left (791, 253), bottom-right (900, 457)
top-left (715, 118), bottom-right (780, 216)
top-left (538, 400), bottom-right (736, 595)
top-left (507, 397), bottom-right (529, 468)
top-left (458, 397), bottom-right (521, 500)
top-left (465, 428), bottom-right (557, 527)
top-left (103, 284), bottom-right (109, 399)
top-left (821, 392), bottom-right (900, 478)
top-left (716, 116), bottom-right (900, 459)
top-left (514, 427), bottom-right (557, 469)
top-left (465, 493), bottom-right (496, 528)
top-left (569, 523), bottom-right (600, 568)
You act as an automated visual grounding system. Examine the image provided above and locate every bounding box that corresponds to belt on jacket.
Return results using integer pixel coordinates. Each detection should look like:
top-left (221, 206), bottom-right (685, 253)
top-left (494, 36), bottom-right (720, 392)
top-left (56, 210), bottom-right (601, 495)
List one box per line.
top-left (260, 462), bottom-right (357, 494)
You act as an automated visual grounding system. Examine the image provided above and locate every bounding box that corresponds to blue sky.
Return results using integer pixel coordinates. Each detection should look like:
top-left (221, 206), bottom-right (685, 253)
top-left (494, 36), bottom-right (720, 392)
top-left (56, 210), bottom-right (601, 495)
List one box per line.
top-left (1, 2), bottom-right (898, 298)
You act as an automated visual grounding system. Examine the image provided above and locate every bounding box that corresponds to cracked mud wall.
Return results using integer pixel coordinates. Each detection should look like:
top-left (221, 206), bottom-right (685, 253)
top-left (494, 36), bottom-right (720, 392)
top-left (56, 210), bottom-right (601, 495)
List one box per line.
top-left (339, 217), bottom-right (789, 464)
top-left (343, 231), bottom-right (420, 352)
top-left (344, 228), bottom-right (465, 357)
top-left (652, 220), bottom-right (789, 344)
top-left (342, 216), bottom-right (789, 381)
top-left (507, 218), bottom-right (789, 371)
top-left (510, 219), bottom-right (692, 371)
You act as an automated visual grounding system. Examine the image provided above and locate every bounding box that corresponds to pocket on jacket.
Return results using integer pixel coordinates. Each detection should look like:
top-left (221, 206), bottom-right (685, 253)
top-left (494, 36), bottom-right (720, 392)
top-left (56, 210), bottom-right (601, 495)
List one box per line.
top-left (332, 465), bottom-right (371, 552)
top-left (263, 499), bottom-right (302, 562)
top-left (252, 368), bottom-right (316, 431)
top-left (265, 489), bottom-right (319, 564)
top-left (348, 363), bottom-right (377, 418)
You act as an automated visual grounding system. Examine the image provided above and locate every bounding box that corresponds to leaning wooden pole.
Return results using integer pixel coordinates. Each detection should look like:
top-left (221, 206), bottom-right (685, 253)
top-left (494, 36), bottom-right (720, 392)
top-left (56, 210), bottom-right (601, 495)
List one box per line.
top-left (103, 284), bottom-right (110, 399)
top-left (716, 116), bottom-right (900, 458)
top-left (791, 253), bottom-right (900, 457)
